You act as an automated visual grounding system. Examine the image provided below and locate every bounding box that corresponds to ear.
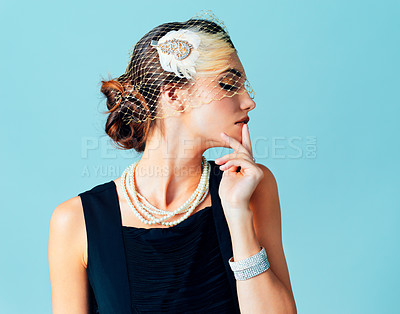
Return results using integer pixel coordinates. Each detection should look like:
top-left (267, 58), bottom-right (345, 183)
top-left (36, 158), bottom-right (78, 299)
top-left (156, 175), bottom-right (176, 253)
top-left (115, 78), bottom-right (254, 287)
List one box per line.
top-left (160, 84), bottom-right (187, 112)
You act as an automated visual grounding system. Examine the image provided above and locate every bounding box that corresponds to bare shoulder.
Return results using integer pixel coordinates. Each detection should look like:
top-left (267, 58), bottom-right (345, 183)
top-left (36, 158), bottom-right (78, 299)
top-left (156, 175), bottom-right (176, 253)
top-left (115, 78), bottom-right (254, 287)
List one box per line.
top-left (256, 163), bottom-right (277, 184)
top-left (250, 163), bottom-right (279, 206)
top-left (48, 196), bottom-right (90, 312)
top-left (49, 195), bottom-right (87, 268)
top-left (249, 162), bottom-right (281, 238)
top-left (51, 196), bottom-right (84, 223)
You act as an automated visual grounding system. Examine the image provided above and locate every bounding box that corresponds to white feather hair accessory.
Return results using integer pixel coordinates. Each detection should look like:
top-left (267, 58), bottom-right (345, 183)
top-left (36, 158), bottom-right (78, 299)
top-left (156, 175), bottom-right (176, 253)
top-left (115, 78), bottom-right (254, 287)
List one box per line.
top-left (151, 29), bottom-right (201, 80)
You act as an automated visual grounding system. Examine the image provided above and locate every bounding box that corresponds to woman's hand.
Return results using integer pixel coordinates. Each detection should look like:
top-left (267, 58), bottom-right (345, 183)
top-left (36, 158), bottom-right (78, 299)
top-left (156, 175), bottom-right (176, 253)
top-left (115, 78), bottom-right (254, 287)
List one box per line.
top-left (215, 124), bottom-right (264, 219)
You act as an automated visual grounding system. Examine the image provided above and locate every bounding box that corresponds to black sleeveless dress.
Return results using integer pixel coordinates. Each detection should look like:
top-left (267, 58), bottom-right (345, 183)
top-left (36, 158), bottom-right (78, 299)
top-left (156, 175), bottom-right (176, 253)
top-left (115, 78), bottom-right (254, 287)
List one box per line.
top-left (78, 160), bottom-right (240, 314)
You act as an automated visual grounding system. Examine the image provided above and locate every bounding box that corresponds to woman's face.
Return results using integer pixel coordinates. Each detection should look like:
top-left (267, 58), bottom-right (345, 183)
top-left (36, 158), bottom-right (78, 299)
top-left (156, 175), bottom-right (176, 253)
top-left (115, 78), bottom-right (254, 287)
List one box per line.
top-left (182, 52), bottom-right (256, 149)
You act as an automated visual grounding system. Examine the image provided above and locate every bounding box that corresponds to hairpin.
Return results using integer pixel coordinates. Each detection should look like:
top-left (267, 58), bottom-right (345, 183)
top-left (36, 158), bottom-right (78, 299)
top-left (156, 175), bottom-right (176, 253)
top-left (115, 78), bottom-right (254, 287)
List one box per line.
top-left (151, 29), bottom-right (201, 80)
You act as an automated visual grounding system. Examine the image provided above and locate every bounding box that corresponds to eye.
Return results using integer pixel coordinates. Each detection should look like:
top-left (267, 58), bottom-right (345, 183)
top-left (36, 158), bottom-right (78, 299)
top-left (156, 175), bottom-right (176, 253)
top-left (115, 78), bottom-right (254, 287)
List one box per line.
top-left (219, 76), bottom-right (239, 91)
top-left (219, 82), bottom-right (238, 91)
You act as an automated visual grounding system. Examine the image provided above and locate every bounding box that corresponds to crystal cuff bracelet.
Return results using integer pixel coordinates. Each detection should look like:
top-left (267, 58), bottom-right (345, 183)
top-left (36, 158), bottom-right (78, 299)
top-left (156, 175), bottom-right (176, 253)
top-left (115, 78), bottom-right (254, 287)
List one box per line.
top-left (232, 258), bottom-right (270, 280)
top-left (228, 247), bottom-right (270, 280)
top-left (228, 247), bottom-right (268, 271)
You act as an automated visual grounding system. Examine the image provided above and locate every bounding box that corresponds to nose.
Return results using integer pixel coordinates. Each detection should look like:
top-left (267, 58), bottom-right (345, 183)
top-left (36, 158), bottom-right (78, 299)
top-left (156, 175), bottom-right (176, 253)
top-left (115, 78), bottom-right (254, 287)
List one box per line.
top-left (240, 90), bottom-right (256, 112)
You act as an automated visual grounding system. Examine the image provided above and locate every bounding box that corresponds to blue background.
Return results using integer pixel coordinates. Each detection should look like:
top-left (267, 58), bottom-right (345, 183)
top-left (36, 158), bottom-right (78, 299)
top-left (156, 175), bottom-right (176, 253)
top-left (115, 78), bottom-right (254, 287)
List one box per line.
top-left (1, 0), bottom-right (399, 313)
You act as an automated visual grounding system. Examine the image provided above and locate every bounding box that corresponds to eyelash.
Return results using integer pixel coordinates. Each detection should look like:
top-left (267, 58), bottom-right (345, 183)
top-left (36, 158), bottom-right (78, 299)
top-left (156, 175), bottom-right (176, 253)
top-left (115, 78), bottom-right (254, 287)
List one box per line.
top-left (219, 75), bottom-right (241, 91)
top-left (219, 82), bottom-right (238, 91)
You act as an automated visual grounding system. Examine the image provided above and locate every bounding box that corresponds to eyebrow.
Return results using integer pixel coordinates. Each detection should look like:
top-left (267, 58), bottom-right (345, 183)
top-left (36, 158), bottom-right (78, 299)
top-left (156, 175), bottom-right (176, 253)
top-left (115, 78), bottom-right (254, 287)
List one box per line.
top-left (220, 68), bottom-right (249, 82)
top-left (220, 68), bottom-right (243, 77)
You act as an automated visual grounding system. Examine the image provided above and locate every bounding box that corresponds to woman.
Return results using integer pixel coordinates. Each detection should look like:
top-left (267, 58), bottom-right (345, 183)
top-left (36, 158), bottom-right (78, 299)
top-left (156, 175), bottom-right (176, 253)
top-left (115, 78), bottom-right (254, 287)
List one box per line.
top-left (48, 12), bottom-right (297, 313)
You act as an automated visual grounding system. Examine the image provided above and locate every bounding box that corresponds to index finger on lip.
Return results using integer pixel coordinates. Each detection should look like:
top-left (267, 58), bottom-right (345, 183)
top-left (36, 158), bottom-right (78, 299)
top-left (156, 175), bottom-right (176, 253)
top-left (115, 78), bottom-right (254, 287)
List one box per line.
top-left (242, 123), bottom-right (253, 156)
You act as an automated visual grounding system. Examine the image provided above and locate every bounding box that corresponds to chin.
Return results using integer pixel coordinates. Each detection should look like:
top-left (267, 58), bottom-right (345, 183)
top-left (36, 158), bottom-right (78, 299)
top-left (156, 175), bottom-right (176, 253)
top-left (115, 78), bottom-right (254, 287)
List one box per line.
top-left (225, 128), bottom-right (243, 144)
top-left (235, 134), bottom-right (243, 144)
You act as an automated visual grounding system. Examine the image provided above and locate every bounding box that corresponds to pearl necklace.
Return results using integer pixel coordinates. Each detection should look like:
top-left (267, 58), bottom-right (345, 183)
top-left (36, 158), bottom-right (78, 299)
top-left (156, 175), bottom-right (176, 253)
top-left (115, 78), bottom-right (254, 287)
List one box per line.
top-left (120, 156), bottom-right (210, 227)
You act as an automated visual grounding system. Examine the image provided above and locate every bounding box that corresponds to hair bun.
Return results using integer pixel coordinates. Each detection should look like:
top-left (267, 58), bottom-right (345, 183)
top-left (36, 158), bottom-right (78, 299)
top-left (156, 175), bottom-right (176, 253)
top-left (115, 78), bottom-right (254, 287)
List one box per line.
top-left (100, 78), bottom-right (151, 152)
top-left (100, 79), bottom-right (125, 111)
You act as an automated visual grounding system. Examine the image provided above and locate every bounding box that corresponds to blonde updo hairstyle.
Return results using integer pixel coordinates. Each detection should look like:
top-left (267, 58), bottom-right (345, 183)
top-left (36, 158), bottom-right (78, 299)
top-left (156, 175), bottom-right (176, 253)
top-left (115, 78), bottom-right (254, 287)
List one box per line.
top-left (100, 19), bottom-right (236, 152)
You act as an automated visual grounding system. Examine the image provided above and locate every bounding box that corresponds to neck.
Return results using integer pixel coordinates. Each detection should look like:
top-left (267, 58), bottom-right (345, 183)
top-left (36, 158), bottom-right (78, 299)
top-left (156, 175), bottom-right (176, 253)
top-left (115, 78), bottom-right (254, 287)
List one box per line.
top-left (134, 125), bottom-right (208, 210)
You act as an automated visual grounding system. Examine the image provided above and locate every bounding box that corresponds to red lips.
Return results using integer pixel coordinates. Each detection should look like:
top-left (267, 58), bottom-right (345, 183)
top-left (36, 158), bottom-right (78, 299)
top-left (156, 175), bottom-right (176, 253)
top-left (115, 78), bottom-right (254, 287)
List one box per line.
top-left (235, 116), bottom-right (250, 124)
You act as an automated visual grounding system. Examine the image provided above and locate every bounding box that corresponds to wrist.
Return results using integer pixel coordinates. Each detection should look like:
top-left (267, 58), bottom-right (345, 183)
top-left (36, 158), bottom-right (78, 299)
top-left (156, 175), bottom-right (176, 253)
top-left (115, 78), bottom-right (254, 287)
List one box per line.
top-left (221, 199), bottom-right (250, 211)
top-left (228, 218), bottom-right (261, 263)
top-left (221, 202), bottom-right (253, 221)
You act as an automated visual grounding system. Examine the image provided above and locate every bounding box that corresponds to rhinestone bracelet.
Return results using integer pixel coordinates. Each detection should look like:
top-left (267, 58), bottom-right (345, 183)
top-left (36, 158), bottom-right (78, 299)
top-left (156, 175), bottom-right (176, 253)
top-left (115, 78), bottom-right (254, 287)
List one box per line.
top-left (228, 247), bottom-right (270, 280)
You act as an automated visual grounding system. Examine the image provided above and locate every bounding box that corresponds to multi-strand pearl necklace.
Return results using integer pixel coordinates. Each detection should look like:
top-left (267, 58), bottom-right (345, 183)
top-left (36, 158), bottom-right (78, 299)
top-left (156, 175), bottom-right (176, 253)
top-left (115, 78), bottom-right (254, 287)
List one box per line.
top-left (120, 156), bottom-right (210, 227)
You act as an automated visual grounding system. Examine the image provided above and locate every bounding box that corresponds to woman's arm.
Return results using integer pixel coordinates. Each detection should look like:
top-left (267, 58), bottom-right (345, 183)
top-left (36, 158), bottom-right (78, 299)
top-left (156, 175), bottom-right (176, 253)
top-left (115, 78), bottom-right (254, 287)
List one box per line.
top-left (252, 163), bottom-right (296, 301)
top-left (48, 196), bottom-right (89, 314)
top-left (226, 163), bottom-right (297, 314)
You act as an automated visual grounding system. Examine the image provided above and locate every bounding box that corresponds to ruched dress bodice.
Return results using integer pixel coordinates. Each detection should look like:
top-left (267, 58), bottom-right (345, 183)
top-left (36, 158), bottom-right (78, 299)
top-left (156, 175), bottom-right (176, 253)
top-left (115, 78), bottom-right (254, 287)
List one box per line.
top-left (122, 204), bottom-right (237, 313)
top-left (78, 160), bottom-right (240, 314)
